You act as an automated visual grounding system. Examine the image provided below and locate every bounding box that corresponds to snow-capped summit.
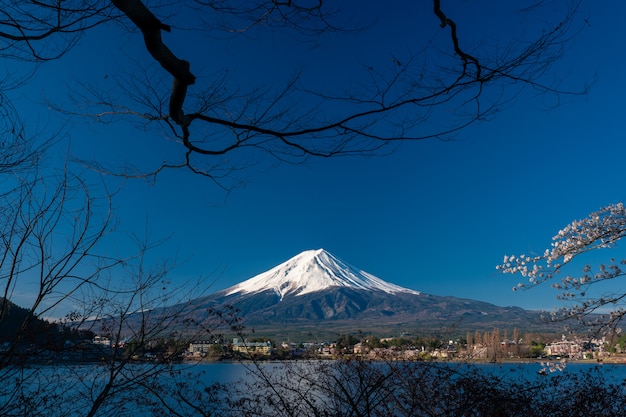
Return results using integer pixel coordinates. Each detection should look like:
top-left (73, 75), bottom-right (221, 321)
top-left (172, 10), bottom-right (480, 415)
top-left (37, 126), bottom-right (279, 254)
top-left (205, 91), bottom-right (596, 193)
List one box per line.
top-left (121, 250), bottom-right (546, 337)
top-left (225, 248), bottom-right (420, 300)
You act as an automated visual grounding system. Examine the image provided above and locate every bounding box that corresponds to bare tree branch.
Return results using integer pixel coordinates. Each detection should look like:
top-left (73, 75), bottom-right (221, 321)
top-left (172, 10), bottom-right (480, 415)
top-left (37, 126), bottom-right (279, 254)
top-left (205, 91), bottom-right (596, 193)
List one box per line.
top-left (0, 0), bottom-right (114, 61)
top-left (111, 0), bottom-right (196, 125)
top-left (0, 0), bottom-right (586, 183)
top-left (70, 0), bottom-right (585, 181)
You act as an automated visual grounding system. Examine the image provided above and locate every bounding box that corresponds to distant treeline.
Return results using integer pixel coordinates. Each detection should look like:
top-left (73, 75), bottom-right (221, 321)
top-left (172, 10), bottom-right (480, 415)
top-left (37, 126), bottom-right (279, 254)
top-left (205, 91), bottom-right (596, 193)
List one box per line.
top-left (0, 298), bottom-right (93, 349)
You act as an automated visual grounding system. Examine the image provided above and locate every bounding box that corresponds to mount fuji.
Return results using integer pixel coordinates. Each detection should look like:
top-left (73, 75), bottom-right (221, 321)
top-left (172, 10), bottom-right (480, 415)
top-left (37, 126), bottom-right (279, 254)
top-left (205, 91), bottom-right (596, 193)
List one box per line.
top-left (180, 249), bottom-right (553, 338)
top-left (224, 249), bottom-right (420, 300)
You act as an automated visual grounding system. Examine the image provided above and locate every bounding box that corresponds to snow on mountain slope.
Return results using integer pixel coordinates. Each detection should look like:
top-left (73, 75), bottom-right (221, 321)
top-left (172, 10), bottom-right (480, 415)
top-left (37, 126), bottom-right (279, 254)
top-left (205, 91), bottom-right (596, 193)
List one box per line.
top-left (224, 249), bottom-right (420, 300)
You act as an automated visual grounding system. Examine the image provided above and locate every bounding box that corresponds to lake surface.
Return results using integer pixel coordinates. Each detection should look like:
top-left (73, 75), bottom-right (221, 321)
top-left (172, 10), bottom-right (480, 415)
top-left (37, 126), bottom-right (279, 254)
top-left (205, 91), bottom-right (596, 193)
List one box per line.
top-left (2, 360), bottom-right (625, 416)
top-left (191, 360), bottom-right (626, 383)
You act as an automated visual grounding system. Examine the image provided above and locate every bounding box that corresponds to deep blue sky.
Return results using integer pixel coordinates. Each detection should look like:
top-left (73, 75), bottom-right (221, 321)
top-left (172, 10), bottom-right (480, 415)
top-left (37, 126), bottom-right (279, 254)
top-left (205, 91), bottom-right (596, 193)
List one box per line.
top-left (8, 1), bottom-right (626, 313)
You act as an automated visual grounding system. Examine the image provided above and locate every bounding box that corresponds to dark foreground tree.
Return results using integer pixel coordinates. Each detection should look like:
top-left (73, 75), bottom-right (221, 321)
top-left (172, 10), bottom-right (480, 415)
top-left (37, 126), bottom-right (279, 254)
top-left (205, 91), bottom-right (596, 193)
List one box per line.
top-left (0, 152), bottom-right (233, 417)
top-left (145, 358), bottom-right (626, 417)
top-left (0, 177), bottom-right (235, 417)
top-left (1, 0), bottom-right (586, 181)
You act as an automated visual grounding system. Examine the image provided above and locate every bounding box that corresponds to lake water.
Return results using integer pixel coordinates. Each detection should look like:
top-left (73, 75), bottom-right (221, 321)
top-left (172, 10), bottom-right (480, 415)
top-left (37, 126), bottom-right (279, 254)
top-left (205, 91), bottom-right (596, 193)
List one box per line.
top-left (2, 360), bottom-right (625, 416)
top-left (191, 360), bottom-right (626, 383)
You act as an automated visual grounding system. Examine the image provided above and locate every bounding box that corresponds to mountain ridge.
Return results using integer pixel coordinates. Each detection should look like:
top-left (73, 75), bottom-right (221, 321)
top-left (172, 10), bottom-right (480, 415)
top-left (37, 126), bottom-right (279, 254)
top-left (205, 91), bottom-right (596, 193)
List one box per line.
top-left (175, 249), bottom-right (560, 338)
top-left (222, 248), bottom-right (420, 300)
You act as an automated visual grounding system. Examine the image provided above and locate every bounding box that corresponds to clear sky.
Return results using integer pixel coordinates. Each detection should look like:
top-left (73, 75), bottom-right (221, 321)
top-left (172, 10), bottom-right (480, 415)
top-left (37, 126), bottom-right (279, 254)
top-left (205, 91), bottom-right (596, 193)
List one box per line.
top-left (6, 1), bottom-right (626, 314)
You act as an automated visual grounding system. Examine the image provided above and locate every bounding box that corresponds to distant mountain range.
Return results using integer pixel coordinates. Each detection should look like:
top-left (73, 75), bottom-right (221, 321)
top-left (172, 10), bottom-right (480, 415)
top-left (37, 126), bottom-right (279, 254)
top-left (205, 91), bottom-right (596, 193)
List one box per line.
top-left (176, 249), bottom-right (560, 339)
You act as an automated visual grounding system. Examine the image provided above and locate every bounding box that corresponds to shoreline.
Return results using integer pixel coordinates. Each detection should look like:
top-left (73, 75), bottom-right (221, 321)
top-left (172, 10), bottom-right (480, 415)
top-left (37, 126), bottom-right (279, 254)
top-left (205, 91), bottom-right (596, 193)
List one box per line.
top-left (186, 353), bottom-right (626, 365)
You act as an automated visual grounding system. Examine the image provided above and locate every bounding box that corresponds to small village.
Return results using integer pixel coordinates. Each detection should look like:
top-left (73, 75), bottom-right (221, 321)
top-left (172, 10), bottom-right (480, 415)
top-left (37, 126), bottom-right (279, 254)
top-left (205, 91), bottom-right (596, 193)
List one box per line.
top-left (182, 332), bottom-right (626, 363)
top-left (3, 323), bottom-right (626, 365)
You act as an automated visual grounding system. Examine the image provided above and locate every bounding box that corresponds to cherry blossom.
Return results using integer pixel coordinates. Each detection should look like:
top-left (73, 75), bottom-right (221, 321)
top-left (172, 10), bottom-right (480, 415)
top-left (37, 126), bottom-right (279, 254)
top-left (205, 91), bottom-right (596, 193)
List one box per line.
top-left (497, 203), bottom-right (626, 333)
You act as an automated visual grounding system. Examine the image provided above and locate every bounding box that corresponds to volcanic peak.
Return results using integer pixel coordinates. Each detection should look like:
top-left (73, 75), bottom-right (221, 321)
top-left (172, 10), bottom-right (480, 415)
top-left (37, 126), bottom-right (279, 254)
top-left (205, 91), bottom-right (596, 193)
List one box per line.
top-left (224, 249), bottom-right (420, 300)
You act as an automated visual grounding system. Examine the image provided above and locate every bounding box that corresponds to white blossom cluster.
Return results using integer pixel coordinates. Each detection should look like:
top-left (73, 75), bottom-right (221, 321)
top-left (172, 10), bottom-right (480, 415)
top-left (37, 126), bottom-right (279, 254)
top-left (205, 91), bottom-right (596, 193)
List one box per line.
top-left (497, 203), bottom-right (626, 331)
top-left (550, 202), bottom-right (626, 262)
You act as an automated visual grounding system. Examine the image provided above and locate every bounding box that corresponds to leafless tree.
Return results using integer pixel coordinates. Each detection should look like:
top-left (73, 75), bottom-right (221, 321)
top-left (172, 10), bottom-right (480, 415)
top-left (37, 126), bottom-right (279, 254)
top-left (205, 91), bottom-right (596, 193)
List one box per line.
top-left (158, 357), bottom-right (626, 417)
top-left (0, 165), bottom-right (114, 415)
top-left (0, 165), bottom-right (234, 416)
top-left (1, 0), bottom-right (587, 182)
top-left (0, 153), bottom-right (227, 416)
